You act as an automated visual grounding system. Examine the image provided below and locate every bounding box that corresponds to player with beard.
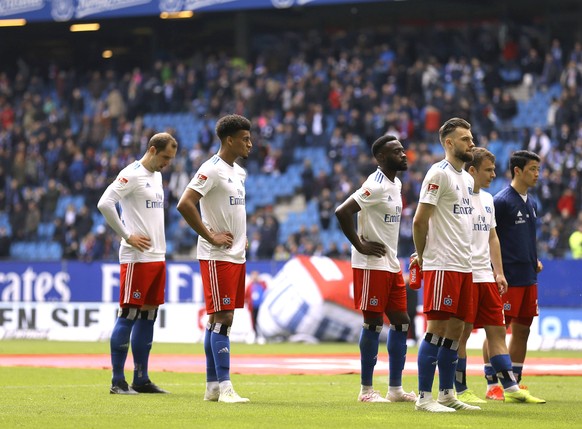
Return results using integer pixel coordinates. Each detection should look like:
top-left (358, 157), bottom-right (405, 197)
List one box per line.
top-left (177, 114), bottom-right (252, 403)
top-left (411, 118), bottom-right (480, 412)
top-left (335, 135), bottom-right (416, 403)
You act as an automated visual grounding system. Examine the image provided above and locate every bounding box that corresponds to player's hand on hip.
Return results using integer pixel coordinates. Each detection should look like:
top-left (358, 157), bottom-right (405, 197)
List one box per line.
top-left (211, 231), bottom-right (234, 248)
top-left (127, 234), bottom-right (151, 252)
top-left (357, 236), bottom-right (386, 257)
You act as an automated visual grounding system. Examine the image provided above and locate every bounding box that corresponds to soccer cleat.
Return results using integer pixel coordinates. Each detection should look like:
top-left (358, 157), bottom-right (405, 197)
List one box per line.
top-left (218, 387), bottom-right (250, 403)
top-left (456, 389), bottom-right (487, 404)
top-left (110, 380), bottom-right (138, 395)
top-left (131, 381), bottom-right (170, 394)
top-left (486, 385), bottom-right (504, 401)
top-left (358, 390), bottom-right (391, 402)
top-left (438, 398), bottom-right (482, 410)
top-left (504, 389), bottom-right (546, 404)
top-left (204, 388), bottom-right (220, 402)
top-left (387, 390), bottom-right (417, 402)
top-left (415, 398), bottom-right (456, 412)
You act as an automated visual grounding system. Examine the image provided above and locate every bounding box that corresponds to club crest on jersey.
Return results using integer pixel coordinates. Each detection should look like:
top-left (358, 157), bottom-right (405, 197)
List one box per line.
top-left (443, 296), bottom-right (453, 306)
top-left (504, 303), bottom-right (511, 311)
top-left (223, 297), bottom-right (231, 305)
top-left (195, 174), bottom-right (208, 186)
top-left (360, 188), bottom-right (372, 199)
top-left (132, 290), bottom-right (141, 300)
top-left (369, 297), bottom-right (379, 306)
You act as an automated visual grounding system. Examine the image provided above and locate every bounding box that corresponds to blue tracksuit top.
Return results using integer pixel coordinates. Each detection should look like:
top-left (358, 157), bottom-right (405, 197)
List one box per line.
top-left (493, 186), bottom-right (538, 286)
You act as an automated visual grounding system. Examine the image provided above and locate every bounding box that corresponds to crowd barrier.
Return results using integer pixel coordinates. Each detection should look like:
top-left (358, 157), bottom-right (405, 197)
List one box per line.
top-left (0, 257), bottom-right (580, 349)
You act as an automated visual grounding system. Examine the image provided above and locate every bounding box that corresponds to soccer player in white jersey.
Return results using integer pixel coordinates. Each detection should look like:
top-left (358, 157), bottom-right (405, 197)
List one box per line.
top-left (177, 114), bottom-right (252, 403)
top-left (454, 147), bottom-right (545, 404)
top-left (412, 118), bottom-right (480, 412)
top-left (97, 132), bottom-right (178, 395)
top-left (335, 135), bottom-right (416, 403)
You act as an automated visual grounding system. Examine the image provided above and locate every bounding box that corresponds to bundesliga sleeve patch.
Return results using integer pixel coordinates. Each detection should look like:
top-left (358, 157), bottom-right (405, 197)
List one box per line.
top-left (426, 183), bottom-right (439, 195)
top-left (359, 188), bottom-right (372, 199)
top-left (117, 177), bottom-right (129, 187)
top-left (195, 173), bottom-right (208, 186)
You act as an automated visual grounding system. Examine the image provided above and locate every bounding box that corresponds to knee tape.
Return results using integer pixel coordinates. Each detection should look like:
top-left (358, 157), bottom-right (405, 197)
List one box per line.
top-left (139, 308), bottom-right (158, 321)
top-left (118, 307), bottom-right (139, 320)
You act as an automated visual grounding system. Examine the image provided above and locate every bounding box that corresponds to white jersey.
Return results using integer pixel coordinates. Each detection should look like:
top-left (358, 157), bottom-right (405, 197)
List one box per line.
top-left (471, 190), bottom-right (496, 283)
top-left (109, 161), bottom-right (166, 264)
top-left (419, 160), bottom-right (474, 272)
top-left (351, 168), bottom-right (402, 272)
top-left (188, 154), bottom-right (247, 263)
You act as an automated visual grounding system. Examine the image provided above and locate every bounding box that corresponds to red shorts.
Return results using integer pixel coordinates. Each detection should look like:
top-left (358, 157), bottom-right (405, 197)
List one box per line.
top-left (503, 284), bottom-right (539, 319)
top-left (423, 270), bottom-right (473, 321)
top-left (200, 260), bottom-right (246, 314)
top-left (466, 282), bottom-right (505, 328)
top-left (353, 269), bottom-right (407, 313)
top-left (119, 261), bottom-right (166, 307)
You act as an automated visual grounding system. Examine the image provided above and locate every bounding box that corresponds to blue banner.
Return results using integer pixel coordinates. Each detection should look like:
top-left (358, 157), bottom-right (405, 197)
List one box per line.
top-left (0, 260), bottom-right (284, 303)
top-left (0, 0), bottom-right (386, 23)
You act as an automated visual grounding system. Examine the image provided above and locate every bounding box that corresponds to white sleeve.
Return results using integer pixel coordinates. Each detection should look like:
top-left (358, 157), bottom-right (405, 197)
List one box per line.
top-left (97, 185), bottom-right (131, 240)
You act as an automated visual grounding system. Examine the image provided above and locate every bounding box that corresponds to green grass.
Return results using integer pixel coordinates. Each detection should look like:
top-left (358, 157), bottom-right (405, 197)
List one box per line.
top-left (0, 341), bottom-right (581, 428)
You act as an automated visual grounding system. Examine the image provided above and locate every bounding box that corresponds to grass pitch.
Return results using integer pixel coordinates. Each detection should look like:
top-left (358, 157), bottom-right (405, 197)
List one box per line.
top-left (0, 341), bottom-right (580, 429)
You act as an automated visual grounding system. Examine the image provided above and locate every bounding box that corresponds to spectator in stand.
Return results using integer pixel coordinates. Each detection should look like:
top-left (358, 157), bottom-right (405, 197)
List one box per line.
top-left (527, 127), bottom-right (552, 160)
top-left (0, 226), bottom-right (11, 258)
top-left (569, 218), bottom-right (582, 259)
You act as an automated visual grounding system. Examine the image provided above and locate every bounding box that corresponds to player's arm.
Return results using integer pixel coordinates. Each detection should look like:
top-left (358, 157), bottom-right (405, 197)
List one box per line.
top-left (335, 197), bottom-right (385, 257)
top-left (412, 202), bottom-right (435, 269)
top-left (97, 185), bottom-right (151, 251)
top-left (176, 188), bottom-right (233, 247)
top-left (489, 227), bottom-right (508, 294)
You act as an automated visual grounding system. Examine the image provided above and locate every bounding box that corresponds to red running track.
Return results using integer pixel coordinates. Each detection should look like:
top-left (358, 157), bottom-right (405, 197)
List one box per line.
top-left (1, 354), bottom-right (581, 376)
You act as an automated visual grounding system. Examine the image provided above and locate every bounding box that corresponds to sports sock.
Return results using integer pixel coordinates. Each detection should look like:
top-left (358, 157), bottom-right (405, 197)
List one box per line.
top-left (211, 324), bottom-right (231, 382)
top-left (204, 323), bottom-right (218, 382)
top-left (417, 333), bottom-right (441, 393)
top-left (110, 316), bottom-right (135, 384)
top-left (512, 362), bottom-right (523, 384)
top-left (387, 325), bottom-right (408, 387)
top-left (359, 327), bottom-right (380, 387)
top-left (484, 363), bottom-right (498, 387)
top-left (131, 316), bottom-right (155, 385)
top-left (437, 338), bottom-right (459, 391)
top-left (454, 357), bottom-right (468, 393)
top-left (490, 354), bottom-right (518, 391)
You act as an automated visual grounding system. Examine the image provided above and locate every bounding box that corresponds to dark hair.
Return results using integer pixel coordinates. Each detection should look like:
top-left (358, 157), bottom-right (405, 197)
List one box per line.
top-left (464, 147), bottom-right (495, 171)
top-left (371, 134), bottom-right (398, 157)
top-left (509, 150), bottom-right (541, 178)
top-left (439, 117), bottom-right (471, 145)
top-left (215, 114), bottom-right (251, 141)
top-left (147, 132), bottom-right (178, 153)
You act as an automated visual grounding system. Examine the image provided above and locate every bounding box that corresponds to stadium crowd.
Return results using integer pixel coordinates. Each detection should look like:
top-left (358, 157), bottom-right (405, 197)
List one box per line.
top-left (1, 20), bottom-right (582, 261)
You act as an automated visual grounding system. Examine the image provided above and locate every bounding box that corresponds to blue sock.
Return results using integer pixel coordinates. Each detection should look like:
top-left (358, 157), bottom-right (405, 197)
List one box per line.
top-left (131, 316), bottom-right (155, 386)
top-left (211, 329), bottom-right (231, 382)
top-left (484, 363), bottom-right (498, 386)
top-left (454, 357), bottom-right (468, 393)
top-left (387, 326), bottom-right (407, 387)
top-left (205, 324), bottom-right (217, 382)
top-left (491, 354), bottom-right (518, 389)
top-left (437, 338), bottom-right (458, 391)
top-left (512, 363), bottom-right (523, 384)
top-left (417, 333), bottom-right (440, 393)
top-left (359, 327), bottom-right (380, 386)
top-left (110, 317), bottom-right (135, 384)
